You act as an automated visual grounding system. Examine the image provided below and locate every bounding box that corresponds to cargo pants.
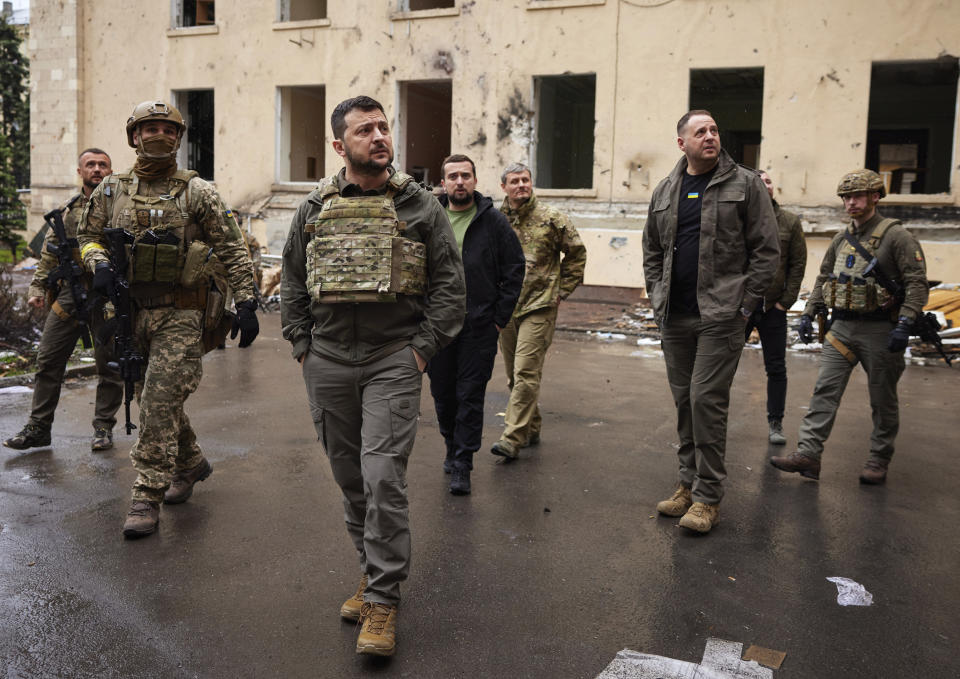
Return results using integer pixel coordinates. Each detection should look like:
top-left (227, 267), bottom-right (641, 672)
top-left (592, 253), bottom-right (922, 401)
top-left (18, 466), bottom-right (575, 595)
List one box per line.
top-left (797, 318), bottom-right (904, 462)
top-left (498, 306), bottom-right (558, 450)
top-left (129, 308), bottom-right (205, 503)
top-left (660, 313), bottom-right (746, 505)
top-left (302, 346), bottom-right (422, 606)
top-left (28, 285), bottom-right (123, 432)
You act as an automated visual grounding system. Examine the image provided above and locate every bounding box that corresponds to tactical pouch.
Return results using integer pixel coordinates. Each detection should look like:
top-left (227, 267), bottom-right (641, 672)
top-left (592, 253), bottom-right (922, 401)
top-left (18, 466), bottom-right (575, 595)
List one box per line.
top-left (154, 244), bottom-right (179, 283)
top-left (201, 279), bottom-right (230, 354)
top-left (181, 240), bottom-right (211, 289)
top-left (132, 242), bottom-right (180, 284)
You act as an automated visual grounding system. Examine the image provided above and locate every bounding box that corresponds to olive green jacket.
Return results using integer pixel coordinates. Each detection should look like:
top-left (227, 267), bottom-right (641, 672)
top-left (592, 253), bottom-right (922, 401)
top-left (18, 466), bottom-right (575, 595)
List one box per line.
top-left (29, 193), bottom-right (87, 300)
top-left (642, 150), bottom-right (780, 324)
top-left (804, 211), bottom-right (928, 321)
top-left (281, 168), bottom-right (466, 365)
top-left (500, 193), bottom-right (586, 317)
top-left (763, 202), bottom-right (807, 311)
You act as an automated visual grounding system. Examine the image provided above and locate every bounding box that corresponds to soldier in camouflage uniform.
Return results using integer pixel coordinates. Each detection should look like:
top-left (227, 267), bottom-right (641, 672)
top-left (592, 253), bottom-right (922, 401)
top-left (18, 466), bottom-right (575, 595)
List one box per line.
top-left (771, 169), bottom-right (928, 485)
top-left (281, 96), bottom-right (464, 656)
top-left (78, 101), bottom-right (259, 538)
top-left (490, 163), bottom-right (587, 461)
top-left (4, 149), bottom-right (123, 452)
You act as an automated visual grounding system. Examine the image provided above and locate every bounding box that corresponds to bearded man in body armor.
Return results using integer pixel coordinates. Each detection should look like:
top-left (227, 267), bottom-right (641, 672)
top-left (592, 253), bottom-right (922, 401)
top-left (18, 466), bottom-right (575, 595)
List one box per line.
top-left (78, 101), bottom-right (259, 538)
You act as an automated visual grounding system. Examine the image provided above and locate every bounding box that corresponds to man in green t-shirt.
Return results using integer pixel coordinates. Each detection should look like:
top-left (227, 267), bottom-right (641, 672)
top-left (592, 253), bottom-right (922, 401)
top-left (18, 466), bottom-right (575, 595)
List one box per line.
top-left (429, 154), bottom-right (525, 495)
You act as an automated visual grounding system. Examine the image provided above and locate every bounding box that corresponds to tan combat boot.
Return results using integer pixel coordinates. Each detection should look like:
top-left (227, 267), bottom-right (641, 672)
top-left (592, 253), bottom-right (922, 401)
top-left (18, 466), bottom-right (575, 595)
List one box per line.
top-left (656, 485), bottom-right (692, 517)
top-left (678, 502), bottom-right (720, 533)
top-left (340, 574), bottom-right (368, 621)
top-left (859, 459), bottom-right (889, 485)
top-left (164, 458), bottom-right (213, 504)
top-left (122, 501), bottom-right (160, 538)
top-left (356, 602), bottom-right (397, 656)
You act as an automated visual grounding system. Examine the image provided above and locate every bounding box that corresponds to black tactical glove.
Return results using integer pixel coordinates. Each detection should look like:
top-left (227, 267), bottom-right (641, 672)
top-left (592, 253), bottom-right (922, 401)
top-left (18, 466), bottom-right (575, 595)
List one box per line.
top-left (798, 314), bottom-right (814, 344)
top-left (231, 298), bottom-right (259, 348)
top-left (887, 316), bottom-right (912, 353)
top-left (92, 261), bottom-right (116, 296)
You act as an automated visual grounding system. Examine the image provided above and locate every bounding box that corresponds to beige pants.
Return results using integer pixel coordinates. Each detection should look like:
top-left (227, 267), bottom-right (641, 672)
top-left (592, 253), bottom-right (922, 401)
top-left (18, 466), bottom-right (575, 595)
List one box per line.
top-left (498, 306), bottom-right (558, 450)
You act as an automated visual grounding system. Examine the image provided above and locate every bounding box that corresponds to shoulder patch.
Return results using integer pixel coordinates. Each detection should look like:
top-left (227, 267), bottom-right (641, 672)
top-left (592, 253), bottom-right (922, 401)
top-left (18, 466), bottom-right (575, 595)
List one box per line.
top-left (915, 250), bottom-right (923, 262)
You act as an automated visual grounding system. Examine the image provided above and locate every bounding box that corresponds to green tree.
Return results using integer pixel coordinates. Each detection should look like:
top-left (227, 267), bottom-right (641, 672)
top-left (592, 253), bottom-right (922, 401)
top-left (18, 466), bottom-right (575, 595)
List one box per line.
top-left (0, 130), bottom-right (26, 259)
top-left (0, 14), bottom-right (29, 189)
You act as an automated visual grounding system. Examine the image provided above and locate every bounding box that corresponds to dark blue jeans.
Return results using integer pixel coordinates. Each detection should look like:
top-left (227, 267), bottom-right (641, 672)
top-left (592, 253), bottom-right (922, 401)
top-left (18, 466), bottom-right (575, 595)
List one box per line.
top-left (427, 321), bottom-right (500, 472)
top-left (745, 307), bottom-right (788, 421)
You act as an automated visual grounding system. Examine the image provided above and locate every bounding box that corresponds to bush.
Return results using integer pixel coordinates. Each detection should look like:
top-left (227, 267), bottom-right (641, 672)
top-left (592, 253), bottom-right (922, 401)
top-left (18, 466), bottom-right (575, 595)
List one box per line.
top-left (0, 266), bottom-right (43, 374)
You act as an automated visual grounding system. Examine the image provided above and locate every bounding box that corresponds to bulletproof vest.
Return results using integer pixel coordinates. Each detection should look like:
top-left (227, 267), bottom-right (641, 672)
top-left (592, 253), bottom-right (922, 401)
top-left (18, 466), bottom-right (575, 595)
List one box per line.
top-left (304, 172), bottom-right (427, 303)
top-left (823, 218), bottom-right (898, 312)
top-left (102, 169), bottom-right (207, 302)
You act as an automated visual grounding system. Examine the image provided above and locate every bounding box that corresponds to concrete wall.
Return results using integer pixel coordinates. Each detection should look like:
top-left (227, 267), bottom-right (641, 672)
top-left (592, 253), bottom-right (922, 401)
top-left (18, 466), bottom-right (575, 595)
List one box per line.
top-left (26, 0), bottom-right (960, 287)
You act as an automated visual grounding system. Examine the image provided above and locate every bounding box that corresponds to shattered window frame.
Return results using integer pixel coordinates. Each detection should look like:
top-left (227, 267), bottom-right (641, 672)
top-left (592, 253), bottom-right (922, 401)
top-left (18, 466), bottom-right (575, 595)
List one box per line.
top-left (533, 73), bottom-right (597, 190)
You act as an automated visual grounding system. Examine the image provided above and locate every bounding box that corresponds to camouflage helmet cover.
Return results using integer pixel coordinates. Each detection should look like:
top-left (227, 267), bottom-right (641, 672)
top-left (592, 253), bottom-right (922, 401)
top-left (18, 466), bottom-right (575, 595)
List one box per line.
top-left (836, 169), bottom-right (886, 198)
top-left (125, 101), bottom-right (185, 147)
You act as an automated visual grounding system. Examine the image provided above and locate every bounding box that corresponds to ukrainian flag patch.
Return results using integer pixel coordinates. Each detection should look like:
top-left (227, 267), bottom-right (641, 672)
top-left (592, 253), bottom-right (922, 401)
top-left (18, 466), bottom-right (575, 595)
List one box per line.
top-left (687, 192), bottom-right (699, 199)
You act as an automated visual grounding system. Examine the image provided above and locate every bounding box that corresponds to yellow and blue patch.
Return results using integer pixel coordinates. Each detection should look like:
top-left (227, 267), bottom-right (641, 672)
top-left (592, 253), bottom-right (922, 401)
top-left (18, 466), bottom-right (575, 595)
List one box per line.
top-left (686, 192), bottom-right (700, 199)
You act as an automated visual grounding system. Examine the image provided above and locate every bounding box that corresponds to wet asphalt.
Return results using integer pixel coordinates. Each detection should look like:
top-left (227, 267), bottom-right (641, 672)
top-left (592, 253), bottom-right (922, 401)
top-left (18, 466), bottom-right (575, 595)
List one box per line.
top-left (1, 313), bottom-right (958, 679)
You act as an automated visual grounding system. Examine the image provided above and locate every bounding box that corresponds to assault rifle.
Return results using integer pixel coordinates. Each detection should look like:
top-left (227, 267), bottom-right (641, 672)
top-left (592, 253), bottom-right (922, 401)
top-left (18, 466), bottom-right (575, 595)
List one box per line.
top-left (859, 254), bottom-right (952, 366)
top-left (102, 228), bottom-right (145, 433)
top-left (43, 207), bottom-right (92, 348)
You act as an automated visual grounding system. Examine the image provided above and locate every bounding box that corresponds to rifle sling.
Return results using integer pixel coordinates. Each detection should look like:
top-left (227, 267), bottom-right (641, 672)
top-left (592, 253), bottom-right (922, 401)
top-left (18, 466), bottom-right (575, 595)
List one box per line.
top-left (841, 221), bottom-right (900, 296)
top-left (825, 330), bottom-right (857, 365)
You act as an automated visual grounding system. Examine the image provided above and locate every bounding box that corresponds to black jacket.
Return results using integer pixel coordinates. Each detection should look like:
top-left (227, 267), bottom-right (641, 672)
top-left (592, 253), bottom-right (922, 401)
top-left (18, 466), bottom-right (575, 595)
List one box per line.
top-left (438, 191), bottom-right (525, 329)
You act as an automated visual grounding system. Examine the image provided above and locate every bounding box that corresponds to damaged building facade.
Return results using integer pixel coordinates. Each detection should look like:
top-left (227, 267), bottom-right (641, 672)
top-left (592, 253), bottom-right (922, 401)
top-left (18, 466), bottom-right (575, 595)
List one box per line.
top-left (27, 0), bottom-right (960, 286)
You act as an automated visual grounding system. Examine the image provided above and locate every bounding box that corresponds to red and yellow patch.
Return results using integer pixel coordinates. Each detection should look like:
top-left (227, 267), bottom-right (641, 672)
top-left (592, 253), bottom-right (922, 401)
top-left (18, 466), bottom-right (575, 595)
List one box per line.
top-left (914, 250), bottom-right (924, 262)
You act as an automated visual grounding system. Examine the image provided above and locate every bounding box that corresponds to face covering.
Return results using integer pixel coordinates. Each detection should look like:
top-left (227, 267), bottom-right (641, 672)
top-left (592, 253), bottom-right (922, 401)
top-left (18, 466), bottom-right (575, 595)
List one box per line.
top-left (133, 134), bottom-right (178, 180)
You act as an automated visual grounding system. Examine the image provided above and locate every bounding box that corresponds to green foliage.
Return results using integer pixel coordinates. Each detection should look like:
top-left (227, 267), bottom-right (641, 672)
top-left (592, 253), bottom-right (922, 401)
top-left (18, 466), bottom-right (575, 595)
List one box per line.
top-left (0, 129), bottom-right (25, 259)
top-left (0, 14), bottom-right (29, 188)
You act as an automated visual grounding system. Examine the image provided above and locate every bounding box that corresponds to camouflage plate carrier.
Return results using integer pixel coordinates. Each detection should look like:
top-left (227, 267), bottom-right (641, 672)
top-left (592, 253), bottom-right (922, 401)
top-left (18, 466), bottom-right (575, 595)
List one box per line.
top-left (305, 172), bottom-right (427, 303)
top-left (824, 218), bottom-right (898, 313)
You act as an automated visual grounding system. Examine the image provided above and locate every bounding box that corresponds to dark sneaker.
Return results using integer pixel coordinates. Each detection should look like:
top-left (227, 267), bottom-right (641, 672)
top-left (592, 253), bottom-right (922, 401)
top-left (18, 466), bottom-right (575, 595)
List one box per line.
top-left (490, 440), bottom-right (518, 460)
top-left (770, 451), bottom-right (821, 480)
top-left (123, 500), bottom-right (160, 538)
top-left (91, 427), bottom-right (114, 451)
top-left (163, 458), bottom-right (213, 504)
top-left (450, 468), bottom-right (471, 495)
top-left (768, 420), bottom-right (786, 445)
top-left (678, 502), bottom-right (720, 533)
top-left (859, 459), bottom-right (889, 485)
top-left (356, 602), bottom-right (398, 656)
top-left (340, 574), bottom-right (368, 621)
top-left (3, 424), bottom-right (51, 450)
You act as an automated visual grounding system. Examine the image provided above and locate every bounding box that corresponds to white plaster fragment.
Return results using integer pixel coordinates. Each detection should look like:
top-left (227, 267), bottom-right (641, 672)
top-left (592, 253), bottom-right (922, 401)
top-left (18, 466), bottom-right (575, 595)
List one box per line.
top-left (827, 577), bottom-right (873, 606)
top-left (596, 639), bottom-right (774, 679)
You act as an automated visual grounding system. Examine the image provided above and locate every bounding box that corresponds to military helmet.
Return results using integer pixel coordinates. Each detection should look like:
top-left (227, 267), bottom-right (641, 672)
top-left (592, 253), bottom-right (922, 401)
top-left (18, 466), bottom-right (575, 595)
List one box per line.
top-left (836, 169), bottom-right (886, 198)
top-left (125, 101), bottom-right (185, 147)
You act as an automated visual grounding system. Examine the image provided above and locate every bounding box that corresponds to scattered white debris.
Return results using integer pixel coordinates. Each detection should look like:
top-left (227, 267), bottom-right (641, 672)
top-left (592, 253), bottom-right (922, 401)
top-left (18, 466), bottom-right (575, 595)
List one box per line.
top-left (0, 386), bottom-right (33, 395)
top-left (636, 337), bottom-right (660, 346)
top-left (596, 638), bottom-right (773, 678)
top-left (827, 577), bottom-right (873, 606)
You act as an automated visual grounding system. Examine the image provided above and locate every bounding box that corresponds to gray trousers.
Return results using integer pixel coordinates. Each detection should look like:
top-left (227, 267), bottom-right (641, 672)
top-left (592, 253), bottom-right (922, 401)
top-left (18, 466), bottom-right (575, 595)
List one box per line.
top-left (302, 346), bottom-right (422, 606)
top-left (29, 286), bottom-right (122, 431)
top-left (661, 313), bottom-right (746, 505)
top-left (797, 318), bottom-right (904, 462)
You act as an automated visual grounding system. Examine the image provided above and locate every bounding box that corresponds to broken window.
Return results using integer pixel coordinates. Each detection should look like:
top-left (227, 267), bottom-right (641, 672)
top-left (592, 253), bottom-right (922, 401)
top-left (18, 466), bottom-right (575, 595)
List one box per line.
top-left (173, 89), bottom-right (215, 180)
top-left (173, 0), bottom-right (215, 27)
top-left (278, 0), bottom-right (327, 22)
top-left (397, 80), bottom-right (452, 186)
top-left (689, 68), bottom-right (764, 168)
top-left (277, 86), bottom-right (326, 183)
top-left (866, 59), bottom-right (959, 195)
top-left (534, 74), bottom-right (596, 189)
top-left (399, 0), bottom-right (455, 10)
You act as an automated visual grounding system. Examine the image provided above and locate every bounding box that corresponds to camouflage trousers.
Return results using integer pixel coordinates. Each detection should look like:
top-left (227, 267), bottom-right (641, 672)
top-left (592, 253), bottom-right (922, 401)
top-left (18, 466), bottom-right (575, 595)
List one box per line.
top-left (129, 307), bottom-right (205, 503)
top-left (28, 285), bottom-right (122, 431)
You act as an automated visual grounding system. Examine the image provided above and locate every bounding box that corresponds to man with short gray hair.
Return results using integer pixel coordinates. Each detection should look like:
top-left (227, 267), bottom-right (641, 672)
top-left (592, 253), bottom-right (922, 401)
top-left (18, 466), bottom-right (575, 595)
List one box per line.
top-left (491, 163), bottom-right (586, 461)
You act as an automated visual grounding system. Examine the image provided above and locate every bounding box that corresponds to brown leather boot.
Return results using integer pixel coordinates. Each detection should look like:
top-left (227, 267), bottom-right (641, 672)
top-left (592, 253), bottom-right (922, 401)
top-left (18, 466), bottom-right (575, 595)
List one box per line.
top-left (122, 501), bottom-right (160, 538)
top-left (656, 485), bottom-right (692, 517)
top-left (340, 574), bottom-right (368, 621)
top-left (770, 451), bottom-right (821, 480)
top-left (859, 458), bottom-right (889, 485)
top-left (164, 458), bottom-right (213, 504)
top-left (356, 602), bottom-right (397, 656)
top-left (678, 502), bottom-right (720, 533)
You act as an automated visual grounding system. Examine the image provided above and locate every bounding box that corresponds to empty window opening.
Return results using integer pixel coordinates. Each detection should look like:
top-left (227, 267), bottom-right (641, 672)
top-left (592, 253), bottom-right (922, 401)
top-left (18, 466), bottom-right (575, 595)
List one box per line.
top-left (278, 86), bottom-right (326, 182)
top-left (173, 89), bottom-right (215, 180)
top-left (398, 80), bottom-right (452, 186)
top-left (174, 0), bottom-right (215, 27)
top-left (689, 68), bottom-right (764, 169)
top-left (279, 0), bottom-right (327, 21)
top-left (866, 59), bottom-right (959, 195)
top-left (400, 0), bottom-right (455, 10)
top-left (535, 74), bottom-right (596, 189)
